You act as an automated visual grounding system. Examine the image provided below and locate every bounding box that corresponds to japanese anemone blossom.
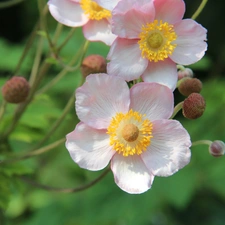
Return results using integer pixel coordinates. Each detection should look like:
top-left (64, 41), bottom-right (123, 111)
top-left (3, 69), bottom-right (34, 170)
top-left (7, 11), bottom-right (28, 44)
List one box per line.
top-left (107, 0), bottom-right (207, 90)
top-left (66, 74), bottom-right (191, 194)
top-left (48, 0), bottom-right (117, 45)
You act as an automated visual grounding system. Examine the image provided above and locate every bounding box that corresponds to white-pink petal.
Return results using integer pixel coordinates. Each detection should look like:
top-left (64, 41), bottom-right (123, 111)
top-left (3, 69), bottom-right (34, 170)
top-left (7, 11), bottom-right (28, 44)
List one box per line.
top-left (111, 154), bottom-right (154, 194)
top-left (171, 19), bottom-right (207, 65)
top-left (154, 0), bottom-right (185, 24)
top-left (92, 0), bottom-right (120, 11)
top-left (141, 119), bottom-right (191, 177)
top-left (76, 74), bottom-right (130, 129)
top-left (112, 0), bottom-right (155, 38)
top-left (48, 0), bottom-right (89, 27)
top-left (66, 122), bottom-right (115, 171)
top-left (107, 38), bottom-right (148, 81)
top-left (141, 59), bottom-right (178, 91)
top-left (83, 19), bottom-right (117, 46)
top-left (129, 82), bottom-right (174, 121)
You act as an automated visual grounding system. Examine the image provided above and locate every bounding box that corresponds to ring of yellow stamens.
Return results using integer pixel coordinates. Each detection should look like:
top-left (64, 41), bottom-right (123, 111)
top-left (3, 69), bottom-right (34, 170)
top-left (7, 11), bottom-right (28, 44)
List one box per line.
top-left (80, 0), bottom-right (111, 20)
top-left (138, 20), bottom-right (177, 62)
top-left (107, 109), bottom-right (153, 157)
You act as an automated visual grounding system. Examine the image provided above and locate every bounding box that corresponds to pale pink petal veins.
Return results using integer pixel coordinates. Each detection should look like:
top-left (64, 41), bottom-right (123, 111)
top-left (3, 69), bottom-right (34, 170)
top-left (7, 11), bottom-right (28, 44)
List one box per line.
top-left (92, 0), bottom-right (120, 11)
top-left (107, 38), bottom-right (148, 81)
top-left (142, 59), bottom-right (178, 91)
top-left (154, 0), bottom-right (185, 24)
top-left (129, 82), bottom-right (174, 121)
top-left (112, 0), bottom-right (155, 38)
top-left (83, 19), bottom-right (117, 46)
top-left (141, 120), bottom-right (191, 177)
top-left (66, 123), bottom-right (115, 171)
top-left (111, 154), bottom-right (154, 194)
top-left (76, 74), bottom-right (130, 129)
top-left (48, 0), bottom-right (89, 27)
top-left (171, 19), bottom-right (207, 65)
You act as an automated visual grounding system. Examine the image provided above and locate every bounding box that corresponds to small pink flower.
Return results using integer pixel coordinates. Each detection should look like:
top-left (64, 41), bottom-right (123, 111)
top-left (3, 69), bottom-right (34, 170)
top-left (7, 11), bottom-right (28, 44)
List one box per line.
top-left (66, 74), bottom-right (191, 194)
top-left (107, 0), bottom-right (207, 90)
top-left (48, 0), bottom-right (117, 45)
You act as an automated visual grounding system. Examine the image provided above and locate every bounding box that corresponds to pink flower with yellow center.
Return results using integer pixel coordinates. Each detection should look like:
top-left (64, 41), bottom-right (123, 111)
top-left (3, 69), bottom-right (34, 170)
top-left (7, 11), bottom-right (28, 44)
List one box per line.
top-left (66, 74), bottom-right (191, 194)
top-left (48, 0), bottom-right (117, 45)
top-left (107, 0), bottom-right (207, 90)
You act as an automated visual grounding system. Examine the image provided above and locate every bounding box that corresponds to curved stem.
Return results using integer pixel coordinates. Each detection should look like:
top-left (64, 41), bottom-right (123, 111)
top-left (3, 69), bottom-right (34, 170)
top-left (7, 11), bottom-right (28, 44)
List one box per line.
top-left (20, 168), bottom-right (110, 193)
top-left (57, 28), bottom-right (76, 52)
top-left (191, 0), bottom-right (208, 20)
top-left (170, 101), bottom-right (184, 119)
top-left (0, 0), bottom-right (25, 9)
top-left (0, 100), bottom-right (7, 124)
top-left (192, 140), bottom-right (212, 147)
top-left (0, 138), bottom-right (65, 164)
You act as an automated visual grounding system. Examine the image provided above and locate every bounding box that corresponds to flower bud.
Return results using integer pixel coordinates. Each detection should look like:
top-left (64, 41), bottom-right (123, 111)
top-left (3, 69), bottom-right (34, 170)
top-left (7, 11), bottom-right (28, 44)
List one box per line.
top-left (182, 93), bottom-right (206, 119)
top-left (81, 55), bottom-right (107, 78)
top-left (178, 68), bottom-right (193, 80)
top-left (1, 76), bottom-right (30, 104)
top-left (209, 140), bottom-right (225, 157)
top-left (178, 77), bottom-right (202, 97)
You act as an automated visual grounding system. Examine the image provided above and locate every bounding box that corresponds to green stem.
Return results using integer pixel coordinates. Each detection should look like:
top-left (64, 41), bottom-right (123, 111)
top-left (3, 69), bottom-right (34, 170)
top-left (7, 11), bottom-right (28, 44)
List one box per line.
top-left (0, 100), bottom-right (7, 124)
top-left (0, 138), bottom-right (65, 164)
top-left (170, 101), bottom-right (184, 119)
top-left (192, 140), bottom-right (212, 147)
top-left (53, 23), bottom-right (63, 44)
top-left (0, 0), bottom-right (25, 8)
top-left (21, 168), bottom-right (110, 193)
top-left (191, 0), bottom-right (208, 20)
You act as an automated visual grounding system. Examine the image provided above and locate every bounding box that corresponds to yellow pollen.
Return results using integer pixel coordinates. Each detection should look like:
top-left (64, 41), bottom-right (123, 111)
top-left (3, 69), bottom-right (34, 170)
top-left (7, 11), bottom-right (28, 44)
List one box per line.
top-left (138, 20), bottom-right (177, 62)
top-left (122, 124), bottom-right (139, 142)
top-left (80, 0), bottom-right (111, 20)
top-left (107, 109), bottom-right (153, 157)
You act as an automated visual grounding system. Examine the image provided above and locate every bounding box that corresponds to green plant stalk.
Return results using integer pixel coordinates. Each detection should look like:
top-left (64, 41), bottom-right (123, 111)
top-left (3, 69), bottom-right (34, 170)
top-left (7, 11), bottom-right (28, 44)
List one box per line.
top-left (191, 0), bottom-right (208, 20)
top-left (170, 101), bottom-right (184, 119)
top-left (0, 100), bottom-right (7, 124)
top-left (53, 23), bottom-right (64, 44)
top-left (0, 0), bottom-right (25, 9)
top-left (21, 167), bottom-right (111, 193)
top-left (191, 140), bottom-right (212, 147)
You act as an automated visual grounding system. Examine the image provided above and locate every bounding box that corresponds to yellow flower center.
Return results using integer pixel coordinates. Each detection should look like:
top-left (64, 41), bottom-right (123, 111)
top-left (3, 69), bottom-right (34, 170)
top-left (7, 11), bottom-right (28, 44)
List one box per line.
top-left (138, 20), bottom-right (177, 62)
top-left (107, 109), bottom-right (153, 157)
top-left (80, 0), bottom-right (111, 20)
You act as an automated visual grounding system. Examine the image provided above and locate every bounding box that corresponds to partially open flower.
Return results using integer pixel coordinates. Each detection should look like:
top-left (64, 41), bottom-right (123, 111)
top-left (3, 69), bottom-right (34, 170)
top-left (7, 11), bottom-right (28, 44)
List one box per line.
top-left (178, 77), bottom-right (202, 96)
top-left (66, 74), bottom-right (191, 194)
top-left (182, 93), bottom-right (206, 119)
top-left (81, 55), bottom-right (107, 78)
top-left (209, 141), bottom-right (225, 157)
top-left (1, 76), bottom-right (30, 104)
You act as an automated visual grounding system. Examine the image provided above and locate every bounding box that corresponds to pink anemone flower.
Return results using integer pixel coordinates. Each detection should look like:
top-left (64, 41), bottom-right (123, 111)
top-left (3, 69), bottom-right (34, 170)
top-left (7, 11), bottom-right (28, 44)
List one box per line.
top-left (107, 0), bottom-right (207, 90)
top-left (48, 0), bottom-right (117, 45)
top-left (66, 74), bottom-right (191, 194)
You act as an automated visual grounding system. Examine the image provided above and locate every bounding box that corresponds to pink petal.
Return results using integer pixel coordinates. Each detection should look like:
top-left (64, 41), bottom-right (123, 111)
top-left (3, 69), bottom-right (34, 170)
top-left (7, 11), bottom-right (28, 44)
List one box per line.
top-left (76, 74), bottom-right (130, 129)
top-left (107, 38), bottom-right (148, 81)
top-left (112, 0), bottom-right (155, 38)
top-left (66, 122), bottom-right (115, 171)
top-left (129, 83), bottom-right (174, 120)
top-left (92, 0), bottom-right (120, 11)
top-left (154, 0), bottom-right (185, 24)
top-left (171, 19), bottom-right (207, 65)
top-left (141, 119), bottom-right (191, 176)
top-left (111, 154), bottom-right (154, 194)
top-left (141, 59), bottom-right (178, 91)
top-left (83, 19), bottom-right (117, 46)
top-left (48, 0), bottom-right (89, 27)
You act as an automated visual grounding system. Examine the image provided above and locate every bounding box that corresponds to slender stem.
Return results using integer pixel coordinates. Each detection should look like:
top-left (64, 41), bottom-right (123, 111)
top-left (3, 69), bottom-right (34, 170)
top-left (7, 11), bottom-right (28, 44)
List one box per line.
top-left (191, 0), bottom-right (208, 20)
top-left (192, 140), bottom-right (212, 147)
top-left (20, 168), bottom-right (111, 193)
top-left (0, 0), bottom-right (25, 9)
top-left (57, 28), bottom-right (76, 52)
top-left (170, 101), bottom-right (184, 119)
top-left (0, 138), bottom-right (65, 164)
top-left (53, 23), bottom-right (63, 44)
top-left (30, 93), bottom-right (75, 150)
top-left (0, 100), bottom-right (7, 124)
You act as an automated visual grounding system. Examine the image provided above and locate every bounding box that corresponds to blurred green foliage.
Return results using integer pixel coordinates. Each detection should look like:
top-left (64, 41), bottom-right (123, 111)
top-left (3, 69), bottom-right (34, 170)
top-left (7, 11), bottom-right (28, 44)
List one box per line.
top-left (0, 0), bottom-right (225, 225)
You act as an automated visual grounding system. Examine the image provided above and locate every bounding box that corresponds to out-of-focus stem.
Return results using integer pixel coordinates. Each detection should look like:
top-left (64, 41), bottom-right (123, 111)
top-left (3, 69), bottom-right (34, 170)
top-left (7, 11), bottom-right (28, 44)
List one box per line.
top-left (0, 0), bottom-right (25, 9)
top-left (0, 100), bottom-right (7, 124)
top-left (191, 140), bottom-right (212, 147)
top-left (170, 101), bottom-right (184, 119)
top-left (21, 168), bottom-right (111, 193)
top-left (57, 28), bottom-right (76, 52)
top-left (191, 0), bottom-right (208, 20)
